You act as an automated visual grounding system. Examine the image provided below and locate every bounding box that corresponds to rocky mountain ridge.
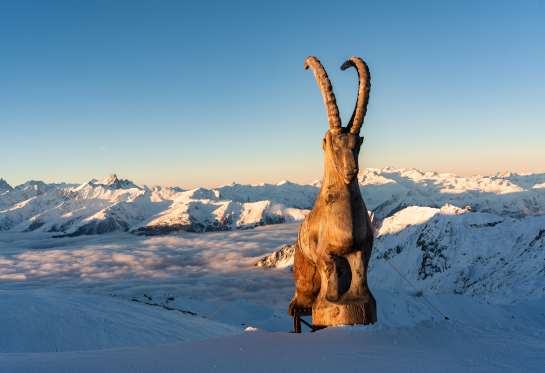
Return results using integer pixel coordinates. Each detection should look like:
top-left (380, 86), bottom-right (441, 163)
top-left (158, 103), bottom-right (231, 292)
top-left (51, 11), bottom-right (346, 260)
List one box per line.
top-left (257, 204), bottom-right (545, 304)
top-left (0, 178), bottom-right (13, 193)
top-left (1, 168), bottom-right (544, 237)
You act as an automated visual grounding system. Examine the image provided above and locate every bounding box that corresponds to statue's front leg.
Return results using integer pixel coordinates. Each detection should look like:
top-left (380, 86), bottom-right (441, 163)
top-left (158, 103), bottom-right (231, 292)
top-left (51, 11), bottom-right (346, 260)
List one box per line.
top-left (312, 246), bottom-right (377, 328)
top-left (288, 241), bottom-right (320, 317)
top-left (316, 248), bottom-right (353, 304)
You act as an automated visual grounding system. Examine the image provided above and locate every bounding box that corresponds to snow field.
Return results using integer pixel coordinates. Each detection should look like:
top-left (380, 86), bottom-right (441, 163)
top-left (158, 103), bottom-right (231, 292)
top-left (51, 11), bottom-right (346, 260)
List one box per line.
top-left (1, 320), bottom-right (543, 373)
top-left (1, 168), bottom-right (545, 371)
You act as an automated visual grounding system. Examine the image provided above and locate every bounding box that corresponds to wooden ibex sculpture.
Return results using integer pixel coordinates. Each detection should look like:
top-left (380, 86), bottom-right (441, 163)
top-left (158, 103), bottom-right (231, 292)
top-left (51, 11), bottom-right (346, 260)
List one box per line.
top-left (288, 56), bottom-right (377, 330)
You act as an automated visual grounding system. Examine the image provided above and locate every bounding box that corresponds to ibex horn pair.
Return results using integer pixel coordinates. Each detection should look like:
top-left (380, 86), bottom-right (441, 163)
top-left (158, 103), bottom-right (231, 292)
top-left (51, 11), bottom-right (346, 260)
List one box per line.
top-left (304, 56), bottom-right (370, 135)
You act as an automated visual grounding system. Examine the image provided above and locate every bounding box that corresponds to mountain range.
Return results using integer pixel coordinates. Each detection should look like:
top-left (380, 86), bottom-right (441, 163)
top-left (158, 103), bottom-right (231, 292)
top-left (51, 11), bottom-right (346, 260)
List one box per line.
top-left (258, 204), bottom-right (545, 304)
top-left (1, 167), bottom-right (544, 237)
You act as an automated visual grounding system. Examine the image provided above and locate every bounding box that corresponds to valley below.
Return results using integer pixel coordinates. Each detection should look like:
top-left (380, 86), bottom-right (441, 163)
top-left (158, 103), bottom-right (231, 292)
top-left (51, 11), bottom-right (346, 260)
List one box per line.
top-left (1, 167), bottom-right (544, 372)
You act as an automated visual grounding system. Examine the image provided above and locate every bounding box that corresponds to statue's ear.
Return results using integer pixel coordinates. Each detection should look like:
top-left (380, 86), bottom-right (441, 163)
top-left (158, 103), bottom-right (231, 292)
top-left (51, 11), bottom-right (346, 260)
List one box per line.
top-left (322, 138), bottom-right (326, 150)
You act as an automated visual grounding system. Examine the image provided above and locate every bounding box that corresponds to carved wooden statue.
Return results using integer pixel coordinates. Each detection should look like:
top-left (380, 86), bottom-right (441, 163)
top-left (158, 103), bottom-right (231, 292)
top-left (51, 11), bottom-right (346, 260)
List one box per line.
top-left (288, 56), bottom-right (377, 331)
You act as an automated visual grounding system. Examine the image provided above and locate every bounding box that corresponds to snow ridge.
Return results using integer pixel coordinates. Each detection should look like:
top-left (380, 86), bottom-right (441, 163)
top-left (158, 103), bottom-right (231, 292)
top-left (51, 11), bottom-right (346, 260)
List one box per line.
top-left (1, 167), bottom-right (544, 236)
top-left (257, 204), bottom-right (545, 304)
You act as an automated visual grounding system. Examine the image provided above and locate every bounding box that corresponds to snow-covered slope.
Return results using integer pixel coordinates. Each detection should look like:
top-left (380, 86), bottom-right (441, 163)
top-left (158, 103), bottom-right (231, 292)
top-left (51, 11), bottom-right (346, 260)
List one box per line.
top-left (370, 205), bottom-right (545, 304)
top-left (0, 174), bottom-right (314, 236)
top-left (0, 206), bottom-right (544, 371)
top-left (257, 204), bottom-right (545, 305)
top-left (256, 244), bottom-right (296, 268)
top-left (358, 167), bottom-right (545, 218)
top-left (1, 319), bottom-right (543, 373)
top-left (0, 290), bottom-right (242, 353)
top-left (1, 168), bottom-right (544, 236)
top-left (13, 180), bottom-right (79, 191)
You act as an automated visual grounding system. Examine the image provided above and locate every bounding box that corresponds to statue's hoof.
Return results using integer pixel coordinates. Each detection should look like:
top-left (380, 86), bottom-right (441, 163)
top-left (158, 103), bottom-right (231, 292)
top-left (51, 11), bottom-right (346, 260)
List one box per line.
top-left (288, 297), bottom-right (313, 317)
top-left (312, 301), bottom-right (377, 327)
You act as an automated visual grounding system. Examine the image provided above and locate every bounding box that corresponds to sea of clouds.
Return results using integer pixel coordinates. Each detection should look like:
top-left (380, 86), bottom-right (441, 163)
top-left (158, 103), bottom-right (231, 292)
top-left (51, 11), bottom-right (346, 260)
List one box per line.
top-left (0, 225), bottom-right (300, 308)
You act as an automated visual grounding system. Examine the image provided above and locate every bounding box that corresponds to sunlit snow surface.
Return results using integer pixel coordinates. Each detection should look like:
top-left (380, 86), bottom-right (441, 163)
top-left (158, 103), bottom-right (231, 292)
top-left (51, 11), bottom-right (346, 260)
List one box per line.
top-left (2, 168), bottom-right (545, 236)
top-left (1, 320), bottom-right (544, 372)
top-left (1, 198), bottom-right (545, 370)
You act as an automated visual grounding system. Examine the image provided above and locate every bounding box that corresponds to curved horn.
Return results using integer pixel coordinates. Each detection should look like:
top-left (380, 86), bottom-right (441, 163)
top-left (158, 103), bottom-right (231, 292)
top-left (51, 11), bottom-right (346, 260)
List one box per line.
top-left (304, 56), bottom-right (342, 132)
top-left (341, 57), bottom-right (370, 135)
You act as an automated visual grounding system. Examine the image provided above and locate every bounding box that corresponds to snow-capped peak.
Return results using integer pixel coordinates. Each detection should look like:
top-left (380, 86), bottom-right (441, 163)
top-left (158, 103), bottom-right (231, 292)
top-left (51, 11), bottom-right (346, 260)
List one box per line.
top-left (2, 167), bottom-right (545, 237)
top-left (14, 180), bottom-right (48, 191)
top-left (0, 178), bottom-right (13, 192)
top-left (438, 204), bottom-right (471, 215)
top-left (379, 166), bottom-right (398, 173)
top-left (495, 171), bottom-right (513, 178)
top-left (98, 174), bottom-right (119, 185)
top-left (96, 174), bottom-right (140, 190)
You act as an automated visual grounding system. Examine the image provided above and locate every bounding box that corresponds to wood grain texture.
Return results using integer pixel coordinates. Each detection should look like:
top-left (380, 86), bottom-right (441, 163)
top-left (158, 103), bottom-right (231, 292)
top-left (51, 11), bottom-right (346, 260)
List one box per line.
top-left (341, 57), bottom-right (371, 135)
top-left (304, 56), bottom-right (342, 133)
top-left (288, 56), bottom-right (376, 328)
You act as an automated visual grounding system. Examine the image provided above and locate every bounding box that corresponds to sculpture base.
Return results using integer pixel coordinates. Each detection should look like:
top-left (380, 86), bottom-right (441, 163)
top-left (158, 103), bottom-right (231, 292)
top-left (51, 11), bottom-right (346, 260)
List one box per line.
top-left (312, 298), bottom-right (377, 329)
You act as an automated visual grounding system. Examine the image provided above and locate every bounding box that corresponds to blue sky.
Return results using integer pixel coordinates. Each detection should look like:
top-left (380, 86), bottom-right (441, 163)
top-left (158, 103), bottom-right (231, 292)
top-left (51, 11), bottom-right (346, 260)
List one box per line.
top-left (1, 0), bottom-right (544, 188)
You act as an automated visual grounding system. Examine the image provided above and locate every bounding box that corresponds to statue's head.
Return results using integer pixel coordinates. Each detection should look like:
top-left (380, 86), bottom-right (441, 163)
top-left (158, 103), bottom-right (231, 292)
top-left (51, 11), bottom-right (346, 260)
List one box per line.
top-left (323, 129), bottom-right (363, 184)
top-left (304, 56), bottom-right (370, 184)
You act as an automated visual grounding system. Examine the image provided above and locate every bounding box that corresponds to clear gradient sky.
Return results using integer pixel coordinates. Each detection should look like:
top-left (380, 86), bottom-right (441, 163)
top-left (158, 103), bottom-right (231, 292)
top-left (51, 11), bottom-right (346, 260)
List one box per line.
top-left (1, 0), bottom-right (544, 189)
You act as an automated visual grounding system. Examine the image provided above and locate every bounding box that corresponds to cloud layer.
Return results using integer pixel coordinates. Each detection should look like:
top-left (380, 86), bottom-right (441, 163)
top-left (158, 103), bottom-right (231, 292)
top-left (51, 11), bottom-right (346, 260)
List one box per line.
top-left (0, 225), bottom-right (299, 308)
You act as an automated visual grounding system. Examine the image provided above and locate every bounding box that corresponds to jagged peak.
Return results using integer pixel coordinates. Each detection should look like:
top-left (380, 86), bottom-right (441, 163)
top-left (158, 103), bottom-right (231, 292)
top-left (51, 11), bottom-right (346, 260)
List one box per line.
top-left (94, 174), bottom-right (140, 190)
top-left (439, 204), bottom-right (470, 215)
top-left (379, 166), bottom-right (398, 173)
top-left (14, 180), bottom-right (48, 191)
top-left (97, 174), bottom-right (119, 186)
top-left (0, 178), bottom-right (13, 191)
